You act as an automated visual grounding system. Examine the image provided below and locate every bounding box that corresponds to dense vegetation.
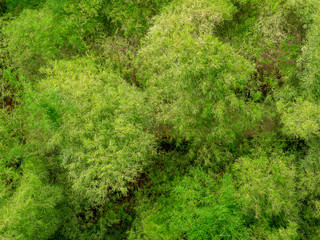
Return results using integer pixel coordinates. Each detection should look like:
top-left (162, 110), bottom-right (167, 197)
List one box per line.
top-left (0, 0), bottom-right (319, 239)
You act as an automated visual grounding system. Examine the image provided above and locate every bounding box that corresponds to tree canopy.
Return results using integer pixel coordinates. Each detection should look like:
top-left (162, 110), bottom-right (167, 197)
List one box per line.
top-left (0, 0), bottom-right (319, 239)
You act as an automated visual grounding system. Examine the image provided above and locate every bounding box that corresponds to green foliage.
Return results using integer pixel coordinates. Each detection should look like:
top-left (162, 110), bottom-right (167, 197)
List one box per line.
top-left (217, 0), bottom-right (314, 102)
top-left (129, 168), bottom-right (248, 239)
top-left (2, 6), bottom-right (86, 77)
top-left (295, 140), bottom-right (320, 239)
top-left (137, 0), bottom-right (264, 168)
top-left (278, 99), bottom-right (320, 141)
top-left (0, 110), bottom-right (24, 204)
top-left (0, 78), bottom-right (68, 239)
top-left (228, 0), bottom-right (313, 44)
top-left (1, 0), bottom-right (320, 239)
top-left (6, 0), bottom-right (45, 13)
top-left (233, 149), bottom-right (299, 239)
top-left (94, 35), bottom-right (140, 87)
top-left (299, 7), bottom-right (320, 100)
top-left (0, 173), bottom-right (63, 240)
top-left (0, 0), bottom-right (6, 15)
top-left (0, 69), bottom-right (25, 108)
top-left (104, 0), bottom-right (172, 39)
top-left (39, 58), bottom-right (155, 206)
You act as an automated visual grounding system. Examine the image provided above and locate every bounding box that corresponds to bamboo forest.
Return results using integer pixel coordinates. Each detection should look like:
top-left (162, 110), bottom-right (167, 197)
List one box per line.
top-left (0, 0), bottom-right (319, 239)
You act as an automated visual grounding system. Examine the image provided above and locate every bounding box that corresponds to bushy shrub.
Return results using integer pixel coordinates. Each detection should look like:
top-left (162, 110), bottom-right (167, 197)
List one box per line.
top-left (299, 7), bottom-right (320, 100)
top-left (1, 0), bottom-right (320, 239)
top-left (0, 173), bottom-right (63, 240)
top-left (137, 0), bottom-right (263, 168)
top-left (277, 99), bottom-right (320, 141)
top-left (39, 58), bottom-right (155, 206)
top-left (0, 110), bottom-right (24, 204)
top-left (104, 0), bottom-right (172, 39)
top-left (233, 149), bottom-right (299, 239)
top-left (6, 0), bottom-right (45, 13)
top-left (129, 168), bottom-right (248, 239)
top-left (2, 7), bottom-right (85, 77)
top-left (0, 0), bottom-right (6, 15)
top-left (297, 141), bottom-right (320, 239)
